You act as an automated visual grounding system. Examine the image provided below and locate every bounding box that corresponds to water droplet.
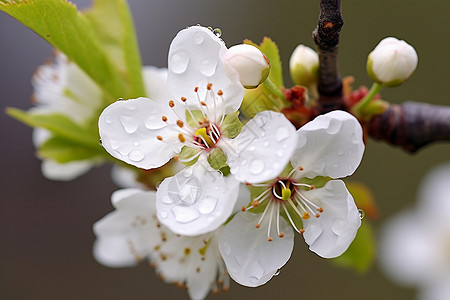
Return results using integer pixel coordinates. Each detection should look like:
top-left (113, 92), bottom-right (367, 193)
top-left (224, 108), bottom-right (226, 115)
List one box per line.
top-left (260, 131), bottom-right (266, 137)
top-left (194, 31), bottom-right (205, 44)
top-left (162, 196), bottom-right (174, 204)
top-left (110, 139), bottom-right (121, 150)
top-left (326, 118), bottom-right (342, 135)
top-left (276, 150), bottom-right (284, 158)
top-left (197, 196), bottom-right (218, 214)
top-left (273, 269), bottom-right (281, 276)
top-left (104, 115), bottom-right (112, 124)
top-left (200, 58), bottom-right (218, 77)
top-left (172, 206), bottom-right (200, 223)
top-left (144, 114), bottom-right (166, 130)
top-left (242, 159), bottom-right (248, 165)
top-left (276, 127), bottom-right (290, 141)
top-left (358, 209), bottom-right (365, 220)
top-left (169, 51), bottom-right (190, 74)
top-left (119, 115), bottom-right (138, 134)
top-left (263, 141), bottom-right (270, 147)
top-left (129, 149), bottom-right (144, 162)
top-left (134, 141), bottom-right (140, 147)
top-left (248, 145), bottom-right (255, 152)
top-left (159, 211), bottom-right (168, 218)
top-left (212, 28), bottom-right (222, 37)
top-left (250, 159), bottom-right (264, 174)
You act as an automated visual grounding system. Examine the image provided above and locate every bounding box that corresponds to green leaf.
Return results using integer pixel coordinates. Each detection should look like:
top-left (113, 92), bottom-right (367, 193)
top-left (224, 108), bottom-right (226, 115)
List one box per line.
top-left (298, 176), bottom-right (332, 189)
top-left (39, 136), bottom-right (102, 163)
top-left (221, 111), bottom-right (242, 138)
top-left (84, 0), bottom-right (145, 100)
top-left (185, 109), bottom-right (204, 128)
top-left (7, 108), bottom-right (100, 149)
top-left (331, 221), bottom-right (376, 273)
top-left (0, 0), bottom-right (144, 99)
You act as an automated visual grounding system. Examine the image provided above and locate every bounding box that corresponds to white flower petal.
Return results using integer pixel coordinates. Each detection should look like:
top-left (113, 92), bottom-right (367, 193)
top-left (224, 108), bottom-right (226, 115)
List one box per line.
top-left (219, 211), bottom-right (294, 287)
top-left (99, 97), bottom-right (182, 169)
top-left (186, 247), bottom-right (218, 300)
top-left (167, 26), bottom-right (244, 114)
top-left (291, 110), bottom-right (364, 179)
top-left (420, 276), bottom-right (450, 300)
top-left (156, 158), bottom-right (240, 236)
top-left (41, 159), bottom-right (94, 181)
top-left (301, 180), bottom-right (361, 258)
top-left (379, 209), bottom-right (439, 286)
top-left (224, 110), bottom-right (297, 184)
top-left (142, 66), bottom-right (172, 102)
top-left (93, 189), bottom-right (158, 267)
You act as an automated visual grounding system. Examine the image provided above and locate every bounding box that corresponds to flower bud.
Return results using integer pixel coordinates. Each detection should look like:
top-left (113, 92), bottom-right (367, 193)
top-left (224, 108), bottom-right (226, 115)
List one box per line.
top-left (289, 44), bottom-right (319, 87)
top-left (222, 44), bottom-right (270, 89)
top-left (367, 37), bottom-right (418, 87)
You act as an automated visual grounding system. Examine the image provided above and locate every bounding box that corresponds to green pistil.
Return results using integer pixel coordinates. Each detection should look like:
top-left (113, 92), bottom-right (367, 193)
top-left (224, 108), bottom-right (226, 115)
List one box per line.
top-left (195, 127), bottom-right (214, 147)
top-left (281, 188), bottom-right (291, 201)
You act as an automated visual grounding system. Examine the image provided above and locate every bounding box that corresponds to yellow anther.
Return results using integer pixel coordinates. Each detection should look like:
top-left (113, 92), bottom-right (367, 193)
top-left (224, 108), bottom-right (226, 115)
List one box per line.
top-left (302, 212), bottom-right (310, 220)
top-left (195, 127), bottom-right (214, 147)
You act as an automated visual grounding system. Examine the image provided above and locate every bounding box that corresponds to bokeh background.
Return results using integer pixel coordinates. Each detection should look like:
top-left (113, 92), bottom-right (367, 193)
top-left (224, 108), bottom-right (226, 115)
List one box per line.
top-left (2, 0), bottom-right (450, 299)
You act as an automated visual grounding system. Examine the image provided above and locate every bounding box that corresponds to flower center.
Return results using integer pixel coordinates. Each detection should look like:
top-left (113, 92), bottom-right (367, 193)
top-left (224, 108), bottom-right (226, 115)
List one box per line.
top-left (194, 118), bottom-right (221, 149)
top-left (242, 176), bottom-right (324, 241)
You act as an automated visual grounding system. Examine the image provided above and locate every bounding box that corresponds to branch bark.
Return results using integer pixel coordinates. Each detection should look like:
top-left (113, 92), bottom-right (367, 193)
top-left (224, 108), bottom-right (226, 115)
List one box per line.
top-left (311, 0), bottom-right (450, 153)
top-left (366, 101), bottom-right (450, 152)
top-left (313, 0), bottom-right (345, 113)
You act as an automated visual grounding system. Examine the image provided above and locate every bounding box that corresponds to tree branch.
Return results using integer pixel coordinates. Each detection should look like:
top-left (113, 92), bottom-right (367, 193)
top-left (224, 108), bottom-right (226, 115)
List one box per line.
top-left (366, 101), bottom-right (450, 152)
top-left (313, 0), bottom-right (345, 113)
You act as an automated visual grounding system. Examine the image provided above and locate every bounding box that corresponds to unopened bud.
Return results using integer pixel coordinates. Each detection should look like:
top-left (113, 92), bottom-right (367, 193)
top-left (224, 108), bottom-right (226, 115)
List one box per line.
top-left (367, 37), bottom-right (418, 87)
top-left (289, 44), bottom-right (319, 87)
top-left (222, 44), bottom-right (270, 89)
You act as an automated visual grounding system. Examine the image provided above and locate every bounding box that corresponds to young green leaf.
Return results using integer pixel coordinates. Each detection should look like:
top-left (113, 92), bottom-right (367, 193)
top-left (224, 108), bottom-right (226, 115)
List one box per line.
top-left (0, 0), bottom-right (145, 99)
top-left (39, 136), bottom-right (103, 163)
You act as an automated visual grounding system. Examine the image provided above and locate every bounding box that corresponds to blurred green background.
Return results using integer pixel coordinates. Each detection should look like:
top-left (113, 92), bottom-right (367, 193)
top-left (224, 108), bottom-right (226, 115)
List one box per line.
top-left (1, 0), bottom-right (450, 299)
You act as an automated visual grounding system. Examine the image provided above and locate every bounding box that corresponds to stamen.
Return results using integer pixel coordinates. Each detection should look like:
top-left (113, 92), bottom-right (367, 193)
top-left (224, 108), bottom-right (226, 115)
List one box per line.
top-left (176, 120), bottom-right (184, 128)
top-left (267, 201), bottom-right (275, 241)
top-left (256, 200), bottom-right (271, 228)
top-left (181, 97), bottom-right (187, 102)
top-left (217, 89), bottom-right (223, 96)
top-left (298, 166), bottom-right (304, 171)
top-left (272, 185), bottom-right (283, 200)
top-left (194, 86), bottom-right (199, 92)
top-left (276, 202), bottom-right (282, 237)
top-left (282, 205), bottom-right (301, 233)
top-left (162, 116), bottom-right (168, 122)
top-left (207, 83), bottom-right (213, 90)
top-left (157, 135), bottom-right (163, 141)
top-left (178, 133), bottom-right (186, 143)
top-left (252, 200), bottom-right (260, 207)
top-left (244, 189), bottom-right (271, 211)
top-left (169, 100), bottom-right (175, 108)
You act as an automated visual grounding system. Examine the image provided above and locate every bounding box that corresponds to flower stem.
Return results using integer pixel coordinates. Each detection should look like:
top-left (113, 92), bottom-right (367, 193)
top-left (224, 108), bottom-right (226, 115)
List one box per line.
top-left (263, 77), bottom-right (287, 103)
top-left (353, 82), bottom-right (383, 116)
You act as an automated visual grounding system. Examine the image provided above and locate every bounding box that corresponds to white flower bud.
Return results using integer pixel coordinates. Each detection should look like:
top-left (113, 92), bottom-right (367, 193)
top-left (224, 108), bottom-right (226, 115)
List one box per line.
top-left (289, 44), bottom-right (319, 87)
top-left (367, 37), bottom-right (418, 86)
top-left (222, 44), bottom-right (270, 89)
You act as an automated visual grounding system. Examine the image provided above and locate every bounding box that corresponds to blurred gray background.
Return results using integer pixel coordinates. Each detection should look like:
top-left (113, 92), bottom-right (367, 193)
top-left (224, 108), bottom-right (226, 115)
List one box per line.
top-left (1, 0), bottom-right (450, 299)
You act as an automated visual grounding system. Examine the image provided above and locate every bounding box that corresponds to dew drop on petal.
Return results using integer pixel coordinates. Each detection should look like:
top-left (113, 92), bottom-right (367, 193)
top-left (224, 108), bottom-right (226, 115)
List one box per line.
top-left (119, 115), bottom-right (138, 134)
top-left (248, 145), bottom-right (255, 152)
top-left (197, 196), bottom-right (218, 214)
top-left (134, 141), bottom-right (141, 147)
top-left (260, 131), bottom-right (266, 137)
top-left (162, 196), bottom-right (174, 204)
top-left (359, 209), bottom-right (365, 220)
top-left (145, 114), bottom-right (166, 130)
top-left (200, 58), bottom-right (218, 77)
top-left (128, 149), bottom-right (145, 162)
top-left (276, 127), bottom-right (290, 141)
top-left (250, 159), bottom-right (264, 174)
top-left (212, 28), bottom-right (222, 37)
top-left (276, 149), bottom-right (284, 158)
top-left (110, 139), bottom-right (121, 150)
top-left (273, 269), bottom-right (281, 276)
top-left (169, 51), bottom-right (190, 74)
top-left (263, 141), bottom-right (270, 147)
top-left (104, 115), bottom-right (112, 124)
top-left (172, 206), bottom-right (200, 223)
top-left (250, 276), bottom-right (259, 285)
top-left (159, 211), bottom-right (168, 219)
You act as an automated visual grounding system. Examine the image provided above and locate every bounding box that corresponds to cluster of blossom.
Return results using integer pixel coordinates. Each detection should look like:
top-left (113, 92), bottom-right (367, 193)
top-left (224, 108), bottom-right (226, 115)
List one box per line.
top-left (27, 25), bottom-right (426, 299)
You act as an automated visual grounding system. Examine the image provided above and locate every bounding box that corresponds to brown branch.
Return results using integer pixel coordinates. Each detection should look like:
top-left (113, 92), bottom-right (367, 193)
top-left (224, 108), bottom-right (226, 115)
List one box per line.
top-left (313, 0), bottom-right (345, 113)
top-left (366, 101), bottom-right (450, 152)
